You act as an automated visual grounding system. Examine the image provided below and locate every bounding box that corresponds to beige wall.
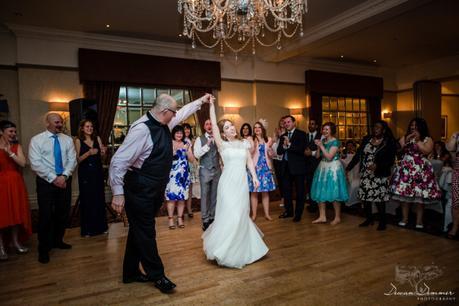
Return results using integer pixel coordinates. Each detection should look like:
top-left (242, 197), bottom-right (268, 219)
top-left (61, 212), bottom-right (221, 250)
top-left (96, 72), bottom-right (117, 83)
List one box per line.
top-left (394, 90), bottom-right (415, 138)
top-left (381, 91), bottom-right (397, 134)
top-left (442, 95), bottom-right (459, 139)
top-left (216, 80), bottom-right (307, 135)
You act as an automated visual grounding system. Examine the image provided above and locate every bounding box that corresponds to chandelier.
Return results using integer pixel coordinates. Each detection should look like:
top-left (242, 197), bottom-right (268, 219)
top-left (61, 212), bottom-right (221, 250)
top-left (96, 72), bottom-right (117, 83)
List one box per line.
top-left (178, 0), bottom-right (307, 56)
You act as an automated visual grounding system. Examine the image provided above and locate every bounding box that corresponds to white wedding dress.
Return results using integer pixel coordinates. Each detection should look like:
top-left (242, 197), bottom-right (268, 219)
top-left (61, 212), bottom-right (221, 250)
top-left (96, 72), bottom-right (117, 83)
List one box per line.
top-left (202, 140), bottom-right (269, 268)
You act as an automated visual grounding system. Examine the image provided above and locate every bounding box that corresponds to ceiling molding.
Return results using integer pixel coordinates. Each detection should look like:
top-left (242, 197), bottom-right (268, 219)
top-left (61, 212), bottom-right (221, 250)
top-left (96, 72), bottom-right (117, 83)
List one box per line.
top-left (262, 0), bottom-right (415, 62)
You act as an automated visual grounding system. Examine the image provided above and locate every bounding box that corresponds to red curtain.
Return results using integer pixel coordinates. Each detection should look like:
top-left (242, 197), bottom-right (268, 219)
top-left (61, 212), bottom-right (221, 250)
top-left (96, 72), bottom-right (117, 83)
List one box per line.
top-left (83, 81), bottom-right (120, 145)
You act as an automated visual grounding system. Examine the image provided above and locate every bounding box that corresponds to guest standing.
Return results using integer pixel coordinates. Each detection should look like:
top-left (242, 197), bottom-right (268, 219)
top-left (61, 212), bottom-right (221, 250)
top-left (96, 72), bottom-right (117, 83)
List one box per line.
top-left (165, 125), bottom-right (195, 229)
top-left (446, 131), bottom-right (459, 239)
top-left (304, 119), bottom-right (321, 213)
top-left (346, 120), bottom-right (397, 230)
top-left (183, 123), bottom-right (197, 218)
top-left (271, 117), bottom-right (286, 207)
top-left (277, 115), bottom-right (307, 222)
top-left (240, 122), bottom-right (255, 152)
top-left (310, 122), bottom-right (349, 225)
top-left (0, 120), bottom-right (32, 260)
top-left (29, 113), bottom-right (77, 264)
top-left (75, 119), bottom-right (108, 237)
top-left (194, 119), bottom-right (222, 231)
top-left (110, 93), bottom-right (210, 293)
top-left (390, 118), bottom-right (441, 229)
top-left (249, 121), bottom-right (276, 221)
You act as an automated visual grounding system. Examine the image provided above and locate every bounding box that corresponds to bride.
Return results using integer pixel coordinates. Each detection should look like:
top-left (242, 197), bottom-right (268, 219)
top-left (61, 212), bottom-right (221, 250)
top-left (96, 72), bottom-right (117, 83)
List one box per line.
top-left (202, 97), bottom-right (269, 269)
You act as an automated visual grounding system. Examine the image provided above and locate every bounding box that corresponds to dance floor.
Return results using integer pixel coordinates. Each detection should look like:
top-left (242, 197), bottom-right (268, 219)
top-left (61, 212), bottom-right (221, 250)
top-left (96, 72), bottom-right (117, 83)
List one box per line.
top-left (1, 203), bottom-right (458, 305)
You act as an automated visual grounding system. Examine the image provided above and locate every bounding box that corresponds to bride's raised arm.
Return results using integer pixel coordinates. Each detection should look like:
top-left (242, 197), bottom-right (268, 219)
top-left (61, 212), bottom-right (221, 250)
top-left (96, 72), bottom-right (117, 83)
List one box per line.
top-left (209, 97), bottom-right (223, 149)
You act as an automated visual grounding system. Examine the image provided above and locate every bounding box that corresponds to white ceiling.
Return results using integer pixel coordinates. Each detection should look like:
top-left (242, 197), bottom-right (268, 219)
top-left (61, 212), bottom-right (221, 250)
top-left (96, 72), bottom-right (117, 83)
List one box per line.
top-left (1, 0), bottom-right (458, 69)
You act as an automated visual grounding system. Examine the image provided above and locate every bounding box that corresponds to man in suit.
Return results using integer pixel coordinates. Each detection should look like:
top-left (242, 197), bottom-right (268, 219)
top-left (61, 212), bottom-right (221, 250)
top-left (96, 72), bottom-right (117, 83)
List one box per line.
top-left (193, 119), bottom-right (221, 231)
top-left (277, 115), bottom-right (307, 222)
top-left (304, 119), bottom-right (321, 213)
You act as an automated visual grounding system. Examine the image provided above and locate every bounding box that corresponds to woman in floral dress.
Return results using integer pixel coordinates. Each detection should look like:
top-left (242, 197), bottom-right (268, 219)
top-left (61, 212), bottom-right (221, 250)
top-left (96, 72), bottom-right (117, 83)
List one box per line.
top-left (446, 130), bottom-right (459, 239)
top-left (248, 121), bottom-right (276, 221)
top-left (165, 125), bottom-right (196, 229)
top-left (346, 120), bottom-right (397, 230)
top-left (390, 118), bottom-right (441, 229)
top-left (183, 123), bottom-right (198, 218)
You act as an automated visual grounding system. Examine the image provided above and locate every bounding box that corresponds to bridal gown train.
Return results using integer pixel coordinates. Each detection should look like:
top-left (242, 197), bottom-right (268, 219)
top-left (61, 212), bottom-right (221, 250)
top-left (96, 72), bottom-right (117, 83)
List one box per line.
top-left (202, 140), bottom-right (269, 269)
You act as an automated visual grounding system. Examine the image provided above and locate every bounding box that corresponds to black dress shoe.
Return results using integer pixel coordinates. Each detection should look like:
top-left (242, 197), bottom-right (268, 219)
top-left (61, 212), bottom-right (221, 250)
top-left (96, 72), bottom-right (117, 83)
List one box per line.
top-left (54, 242), bottom-right (72, 249)
top-left (376, 222), bottom-right (386, 231)
top-left (154, 276), bottom-right (176, 293)
top-left (279, 212), bottom-right (293, 219)
top-left (123, 274), bottom-right (149, 284)
top-left (202, 222), bottom-right (210, 231)
top-left (38, 252), bottom-right (50, 264)
top-left (292, 216), bottom-right (301, 222)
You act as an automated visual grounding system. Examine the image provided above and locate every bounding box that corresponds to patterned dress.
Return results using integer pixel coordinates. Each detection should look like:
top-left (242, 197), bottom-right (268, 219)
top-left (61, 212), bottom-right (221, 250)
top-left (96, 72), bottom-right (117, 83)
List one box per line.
top-left (165, 148), bottom-right (190, 201)
top-left (453, 151), bottom-right (459, 209)
top-left (248, 143), bottom-right (276, 192)
top-left (310, 139), bottom-right (349, 203)
top-left (390, 138), bottom-right (441, 203)
top-left (358, 142), bottom-right (390, 202)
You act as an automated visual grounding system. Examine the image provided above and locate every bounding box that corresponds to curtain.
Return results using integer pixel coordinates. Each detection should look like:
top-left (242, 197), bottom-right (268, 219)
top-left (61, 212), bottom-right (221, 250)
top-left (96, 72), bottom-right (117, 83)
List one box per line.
top-left (190, 87), bottom-right (212, 134)
top-left (83, 81), bottom-right (120, 145)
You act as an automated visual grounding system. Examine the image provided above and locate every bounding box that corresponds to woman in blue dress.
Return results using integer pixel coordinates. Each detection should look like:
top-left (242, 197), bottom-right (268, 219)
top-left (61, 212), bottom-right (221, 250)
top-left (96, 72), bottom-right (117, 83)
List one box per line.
top-left (249, 121), bottom-right (276, 221)
top-left (310, 122), bottom-right (349, 225)
top-left (165, 125), bottom-right (196, 229)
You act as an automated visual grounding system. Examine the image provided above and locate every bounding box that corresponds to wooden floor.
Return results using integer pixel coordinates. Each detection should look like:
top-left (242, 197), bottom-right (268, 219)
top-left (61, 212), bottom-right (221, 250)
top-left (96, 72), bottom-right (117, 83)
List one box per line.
top-left (1, 202), bottom-right (459, 306)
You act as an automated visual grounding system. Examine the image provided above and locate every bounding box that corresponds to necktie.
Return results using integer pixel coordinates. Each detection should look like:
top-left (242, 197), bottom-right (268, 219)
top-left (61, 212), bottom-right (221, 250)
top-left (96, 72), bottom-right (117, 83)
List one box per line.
top-left (288, 131), bottom-right (292, 139)
top-left (52, 134), bottom-right (64, 175)
top-left (310, 133), bottom-right (313, 142)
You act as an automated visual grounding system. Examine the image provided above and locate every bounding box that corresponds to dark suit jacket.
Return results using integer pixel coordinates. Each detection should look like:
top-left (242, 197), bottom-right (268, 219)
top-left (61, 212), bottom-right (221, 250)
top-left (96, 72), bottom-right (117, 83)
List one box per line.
top-left (277, 128), bottom-right (308, 175)
top-left (305, 131), bottom-right (321, 175)
top-left (346, 135), bottom-right (397, 178)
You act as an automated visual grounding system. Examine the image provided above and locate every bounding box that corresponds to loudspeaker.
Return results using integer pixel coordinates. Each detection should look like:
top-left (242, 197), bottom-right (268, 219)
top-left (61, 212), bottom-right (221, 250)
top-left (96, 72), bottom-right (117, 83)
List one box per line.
top-left (69, 98), bottom-right (98, 136)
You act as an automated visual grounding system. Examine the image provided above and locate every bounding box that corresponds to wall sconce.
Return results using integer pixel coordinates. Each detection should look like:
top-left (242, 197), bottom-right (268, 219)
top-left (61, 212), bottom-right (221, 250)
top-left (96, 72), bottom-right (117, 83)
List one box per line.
top-left (289, 108), bottom-right (303, 116)
top-left (49, 102), bottom-right (69, 112)
top-left (224, 106), bottom-right (240, 115)
top-left (382, 110), bottom-right (392, 119)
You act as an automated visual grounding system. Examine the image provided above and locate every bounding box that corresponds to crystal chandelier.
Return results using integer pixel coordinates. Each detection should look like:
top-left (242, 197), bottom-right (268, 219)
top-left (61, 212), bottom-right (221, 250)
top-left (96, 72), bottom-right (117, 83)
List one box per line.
top-left (178, 0), bottom-right (307, 56)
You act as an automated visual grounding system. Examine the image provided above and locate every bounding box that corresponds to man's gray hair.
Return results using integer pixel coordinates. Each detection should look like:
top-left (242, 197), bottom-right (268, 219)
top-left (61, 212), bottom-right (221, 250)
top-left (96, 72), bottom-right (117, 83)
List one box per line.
top-left (152, 94), bottom-right (174, 111)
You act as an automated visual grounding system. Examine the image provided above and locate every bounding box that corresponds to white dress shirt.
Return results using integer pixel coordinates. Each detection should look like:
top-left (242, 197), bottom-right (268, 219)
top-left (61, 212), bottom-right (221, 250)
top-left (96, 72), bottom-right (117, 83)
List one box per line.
top-left (109, 98), bottom-right (204, 196)
top-left (29, 130), bottom-right (77, 183)
top-left (193, 132), bottom-right (213, 159)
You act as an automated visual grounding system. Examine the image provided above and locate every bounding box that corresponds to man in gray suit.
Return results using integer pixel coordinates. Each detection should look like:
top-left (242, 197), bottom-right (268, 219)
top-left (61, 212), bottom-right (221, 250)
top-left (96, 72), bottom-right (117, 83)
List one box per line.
top-left (193, 119), bottom-right (221, 230)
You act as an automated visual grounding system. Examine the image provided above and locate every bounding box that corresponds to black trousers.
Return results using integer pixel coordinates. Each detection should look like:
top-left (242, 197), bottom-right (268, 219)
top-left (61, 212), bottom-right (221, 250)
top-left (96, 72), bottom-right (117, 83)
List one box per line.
top-left (282, 167), bottom-right (306, 218)
top-left (273, 159), bottom-right (284, 199)
top-left (36, 176), bottom-right (72, 253)
top-left (123, 192), bottom-right (164, 281)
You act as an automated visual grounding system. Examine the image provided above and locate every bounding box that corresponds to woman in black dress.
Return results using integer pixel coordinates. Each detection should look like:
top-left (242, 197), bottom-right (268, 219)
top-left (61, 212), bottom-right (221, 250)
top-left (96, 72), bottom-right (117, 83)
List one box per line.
top-left (346, 120), bottom-right (397, 230)
top-left (75, 120), bottom-right (108, 237)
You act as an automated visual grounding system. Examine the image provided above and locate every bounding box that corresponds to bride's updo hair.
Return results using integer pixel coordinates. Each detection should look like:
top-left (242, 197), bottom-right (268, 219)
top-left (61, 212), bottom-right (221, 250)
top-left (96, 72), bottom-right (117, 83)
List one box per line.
top-left (217, 119), bottom-right (241, 141)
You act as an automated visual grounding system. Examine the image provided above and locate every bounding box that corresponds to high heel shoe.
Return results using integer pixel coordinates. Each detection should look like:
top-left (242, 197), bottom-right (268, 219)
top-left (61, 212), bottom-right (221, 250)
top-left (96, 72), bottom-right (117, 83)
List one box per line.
top-left (359, 219), bottom-right (374, 227)
top-left (168, 217), bottom-right (176, 230)
top-left (177, 216), bottom-right (185, 228)
top-left (14, 244), bottom-right (29, 254)
top-left (0, 245), bottom-right (8, 261)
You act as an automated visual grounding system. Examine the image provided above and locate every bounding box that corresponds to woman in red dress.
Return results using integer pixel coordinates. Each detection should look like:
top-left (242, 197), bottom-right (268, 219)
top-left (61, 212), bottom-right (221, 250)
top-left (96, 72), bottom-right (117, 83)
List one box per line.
top-left (0, 120), bottom-right (32, 260)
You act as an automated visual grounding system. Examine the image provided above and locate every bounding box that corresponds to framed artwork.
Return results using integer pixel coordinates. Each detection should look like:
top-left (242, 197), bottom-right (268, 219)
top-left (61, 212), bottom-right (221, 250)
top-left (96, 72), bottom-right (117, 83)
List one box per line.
top-left (441, 115), bottom-right (447, 140)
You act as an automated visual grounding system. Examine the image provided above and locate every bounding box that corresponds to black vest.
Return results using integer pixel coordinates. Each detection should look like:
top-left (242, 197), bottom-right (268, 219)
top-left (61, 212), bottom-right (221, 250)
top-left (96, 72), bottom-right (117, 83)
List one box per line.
top-left (124, 112), bottom-right (172, 199)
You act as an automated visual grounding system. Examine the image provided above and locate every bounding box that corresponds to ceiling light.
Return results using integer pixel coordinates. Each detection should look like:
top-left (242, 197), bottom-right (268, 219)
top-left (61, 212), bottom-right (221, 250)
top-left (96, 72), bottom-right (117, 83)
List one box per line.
top-left (178, 0), bottom-right (308, 56)
top-left (340, 55), bottom-right (344, 59)
top-left (106, 24), bottom-right (110, 28)
top-left (373, 59), bottom-right (377, 63)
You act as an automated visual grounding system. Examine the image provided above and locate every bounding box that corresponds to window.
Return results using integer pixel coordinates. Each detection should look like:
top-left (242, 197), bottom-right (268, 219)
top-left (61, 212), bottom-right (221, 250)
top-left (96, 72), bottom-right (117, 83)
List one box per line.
top-left (321, 96), bottom-right (369, 141)
top-left (109, 86), bottom-right (199, 153)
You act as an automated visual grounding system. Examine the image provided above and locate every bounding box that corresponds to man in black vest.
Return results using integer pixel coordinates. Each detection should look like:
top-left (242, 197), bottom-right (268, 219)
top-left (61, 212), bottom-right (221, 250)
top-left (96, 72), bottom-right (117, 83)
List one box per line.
top-left (110, 93), bottom-right (211, 293)
top-left (304, 119), bottom-right (321, 213)
top-left (277, 115), bottom-right (308, 222)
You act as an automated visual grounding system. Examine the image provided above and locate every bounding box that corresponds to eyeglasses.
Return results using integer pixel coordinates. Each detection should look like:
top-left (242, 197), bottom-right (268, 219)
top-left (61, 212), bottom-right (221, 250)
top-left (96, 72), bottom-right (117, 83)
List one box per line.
top-left (165, 108), bottom-right (177, 114)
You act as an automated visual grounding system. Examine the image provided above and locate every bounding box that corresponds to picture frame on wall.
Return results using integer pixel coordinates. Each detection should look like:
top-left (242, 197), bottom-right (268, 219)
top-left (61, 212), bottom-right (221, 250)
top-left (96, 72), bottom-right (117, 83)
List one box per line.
top-left (441, 115), bottom-right (447, 140)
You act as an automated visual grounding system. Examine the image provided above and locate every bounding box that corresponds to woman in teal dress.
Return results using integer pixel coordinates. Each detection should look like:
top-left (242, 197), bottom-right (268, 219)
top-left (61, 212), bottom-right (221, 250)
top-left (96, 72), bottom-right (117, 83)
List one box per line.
top-left (310, 122), bottom-right (349, 225)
